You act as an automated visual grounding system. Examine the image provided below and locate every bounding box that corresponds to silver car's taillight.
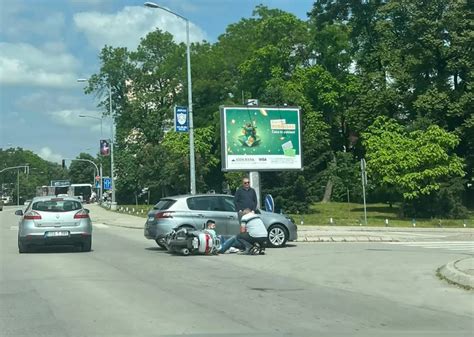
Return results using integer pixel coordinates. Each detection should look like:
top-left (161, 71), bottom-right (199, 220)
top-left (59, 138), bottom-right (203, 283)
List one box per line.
top-left (74, 210), bottom-right (89, 219)
top-left (24, 211), bottom-right (42, 220)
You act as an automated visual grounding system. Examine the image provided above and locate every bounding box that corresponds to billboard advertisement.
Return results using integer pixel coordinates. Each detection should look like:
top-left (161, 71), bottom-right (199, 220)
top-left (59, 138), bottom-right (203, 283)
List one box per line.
top-left (100, 139), bottom-right (110, 156)
top-left (220, 106), bottom-right (302, 171)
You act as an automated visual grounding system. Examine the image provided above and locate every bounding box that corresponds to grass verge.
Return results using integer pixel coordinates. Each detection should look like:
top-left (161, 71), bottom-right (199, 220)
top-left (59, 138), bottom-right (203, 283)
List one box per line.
top-left (290, 202), bottom-right (473, 228)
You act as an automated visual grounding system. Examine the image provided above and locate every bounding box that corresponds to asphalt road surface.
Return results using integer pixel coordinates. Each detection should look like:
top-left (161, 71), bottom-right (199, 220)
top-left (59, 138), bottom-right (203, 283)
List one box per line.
top-left (1, 206), bottom-right (473, 337)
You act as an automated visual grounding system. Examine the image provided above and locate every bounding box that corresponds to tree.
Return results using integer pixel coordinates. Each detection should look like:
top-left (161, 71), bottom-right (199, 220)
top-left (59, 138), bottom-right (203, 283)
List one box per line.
top-left (68, 153), bottom-right (98, 184)
top-left (0, 148), bottom-right (66, 201)
top-left (363, 116), bottom-right (465, 214)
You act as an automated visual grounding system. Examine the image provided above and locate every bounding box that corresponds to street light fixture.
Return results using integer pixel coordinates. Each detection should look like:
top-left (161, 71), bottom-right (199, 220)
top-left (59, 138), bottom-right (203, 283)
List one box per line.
top-left (144, 1), bottom-right (196, 195)
top-left (79, 114), bottom-right (103, 137)
top-left (77, 78), bottom-right (116, 209)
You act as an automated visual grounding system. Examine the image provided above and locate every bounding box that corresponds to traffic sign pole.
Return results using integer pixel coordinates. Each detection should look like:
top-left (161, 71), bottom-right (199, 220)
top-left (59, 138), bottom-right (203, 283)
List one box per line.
top-left (361, 159), bottom-right (368, 225)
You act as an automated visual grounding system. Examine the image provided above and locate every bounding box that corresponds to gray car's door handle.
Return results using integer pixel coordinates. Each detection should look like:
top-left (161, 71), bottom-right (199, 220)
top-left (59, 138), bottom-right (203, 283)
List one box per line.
top-left (227, 216), bottom-right (235, 219)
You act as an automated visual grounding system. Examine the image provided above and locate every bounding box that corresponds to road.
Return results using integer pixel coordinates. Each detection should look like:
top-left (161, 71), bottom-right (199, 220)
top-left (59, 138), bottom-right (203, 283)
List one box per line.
top-left (1, 206), bottom-right (473, 337)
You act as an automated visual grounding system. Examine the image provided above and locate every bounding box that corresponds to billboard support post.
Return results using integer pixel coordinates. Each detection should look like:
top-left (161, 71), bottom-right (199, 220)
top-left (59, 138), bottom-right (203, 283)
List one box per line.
top-left (249, 171), bottom-right (261, 209)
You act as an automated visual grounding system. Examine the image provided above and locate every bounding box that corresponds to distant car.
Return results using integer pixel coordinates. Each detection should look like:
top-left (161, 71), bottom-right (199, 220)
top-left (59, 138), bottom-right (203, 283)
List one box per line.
top-left (144, 194), bottom-right (297, 248)
top-left (15, 196), bottom-right (93, 253)
top-left (23, 199), bottom-right (31, 206)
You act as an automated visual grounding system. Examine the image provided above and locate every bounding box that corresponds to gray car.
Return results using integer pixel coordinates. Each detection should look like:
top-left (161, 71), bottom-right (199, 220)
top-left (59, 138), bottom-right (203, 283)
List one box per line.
top-left (144, 194), bottom-right (297, 248)
top-left (15, 196), bottom-right (93, 253)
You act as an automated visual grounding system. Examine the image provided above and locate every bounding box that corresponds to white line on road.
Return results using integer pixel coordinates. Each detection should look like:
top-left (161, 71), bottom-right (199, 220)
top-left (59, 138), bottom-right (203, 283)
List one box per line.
top-left (388, 241), bottom-right (474, 245)
top-left (386, 241), bottom-right (474, 252)
top-left (10, 226), bottom-right (18, 230)
top-left (387, 232), bottom-right (448, 237)
top-left (93, 223), bottom-right (109, 228)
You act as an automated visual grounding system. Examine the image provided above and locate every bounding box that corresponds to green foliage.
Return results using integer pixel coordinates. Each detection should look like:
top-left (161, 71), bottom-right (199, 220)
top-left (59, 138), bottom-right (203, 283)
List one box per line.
top-left (401, 177), bottom-right (468, 219)
top-left (363, 116), bottom-right (465, 200)
top-left (78, 2), bottom-right (472, 217)
top-left (68, 153), bottom-right (98, 184)
top-left (0, 148), bottom-right (66, 201)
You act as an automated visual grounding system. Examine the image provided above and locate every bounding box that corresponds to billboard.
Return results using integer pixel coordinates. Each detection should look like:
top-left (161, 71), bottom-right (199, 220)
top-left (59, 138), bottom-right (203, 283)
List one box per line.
top-left (220, 106), bottom-right (302, 171)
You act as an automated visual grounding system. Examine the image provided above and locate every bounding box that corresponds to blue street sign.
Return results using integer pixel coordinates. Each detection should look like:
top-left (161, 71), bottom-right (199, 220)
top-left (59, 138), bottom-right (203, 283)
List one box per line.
top-left (103, 177), bottom-right (112, 190)
top-left (264, 194), bottom-right (274, 213)
top-left (174, 106), bottom-right (189, 132)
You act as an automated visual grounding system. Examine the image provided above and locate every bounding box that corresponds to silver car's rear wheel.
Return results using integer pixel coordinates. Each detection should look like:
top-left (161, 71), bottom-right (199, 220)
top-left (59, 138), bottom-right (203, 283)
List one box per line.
top-left (268, 224), bottom-right (288, 248)
top-left (18, 240), bottom-right (29, 254)
top-left (82, 237), bottom-right (92, 252)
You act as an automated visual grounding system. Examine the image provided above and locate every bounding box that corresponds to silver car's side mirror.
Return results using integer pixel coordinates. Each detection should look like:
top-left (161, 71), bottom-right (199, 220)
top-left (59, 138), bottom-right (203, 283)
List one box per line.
top-left (15, 210), bottom-right (23, 216)
top-left (84, 208), bottom-right (90, 214)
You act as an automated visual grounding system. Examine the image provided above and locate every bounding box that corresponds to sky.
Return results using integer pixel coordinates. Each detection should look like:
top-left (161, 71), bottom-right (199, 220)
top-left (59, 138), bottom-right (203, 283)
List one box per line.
top-left (0, 0), bottom-right (315, 164)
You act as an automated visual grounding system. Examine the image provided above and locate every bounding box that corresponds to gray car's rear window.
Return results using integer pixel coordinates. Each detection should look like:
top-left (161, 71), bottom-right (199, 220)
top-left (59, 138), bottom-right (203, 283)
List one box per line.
top-left (153, 199), bottom-right (176, 210)
top-left (32, 200), bottom-right (82, 212)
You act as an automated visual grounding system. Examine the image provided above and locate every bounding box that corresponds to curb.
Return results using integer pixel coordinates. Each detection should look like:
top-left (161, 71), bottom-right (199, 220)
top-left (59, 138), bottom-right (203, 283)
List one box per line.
top-left (296, 236), bottom-right (397, 242)
top-left (438, 258), bottom-right (474, 290)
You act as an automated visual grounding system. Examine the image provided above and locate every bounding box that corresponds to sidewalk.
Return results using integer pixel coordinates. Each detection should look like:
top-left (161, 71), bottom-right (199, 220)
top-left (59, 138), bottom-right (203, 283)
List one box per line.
top-left (87, 204), bottom-right (474, 289)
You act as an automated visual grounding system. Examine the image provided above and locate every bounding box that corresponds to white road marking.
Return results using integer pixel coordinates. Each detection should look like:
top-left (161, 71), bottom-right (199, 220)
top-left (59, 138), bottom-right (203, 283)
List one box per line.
top-left (388, 231), bottom-right (448, 238)
top-left (386, 241), bottom-right (474, 252)
top-left (93, 223), bottom-right (109, 229)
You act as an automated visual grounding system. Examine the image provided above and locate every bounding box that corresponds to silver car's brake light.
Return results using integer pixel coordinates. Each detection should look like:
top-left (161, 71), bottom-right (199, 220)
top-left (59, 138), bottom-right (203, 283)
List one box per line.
top-left (155, 211), bottom-right (174, 219)
top-left (74, 210), bottom-right (89, 219)
top-left (24, 211), bottom-right (42, 220)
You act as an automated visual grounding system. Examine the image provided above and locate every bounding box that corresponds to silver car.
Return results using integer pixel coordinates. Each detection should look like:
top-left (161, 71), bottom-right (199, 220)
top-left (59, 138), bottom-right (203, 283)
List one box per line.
top-left (15, 196), bottom-right (93, 253)
top-left (144, 194), bottom-right (297, 248)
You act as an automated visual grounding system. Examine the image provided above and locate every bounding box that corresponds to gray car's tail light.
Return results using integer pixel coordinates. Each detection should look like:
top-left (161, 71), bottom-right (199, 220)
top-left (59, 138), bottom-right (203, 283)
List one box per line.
top-left (74, 210), bottom-right (89, 219)
top-left (24, 211), bottom-right (42, 220)
top-left (155, 211), bottom-right (174, 219)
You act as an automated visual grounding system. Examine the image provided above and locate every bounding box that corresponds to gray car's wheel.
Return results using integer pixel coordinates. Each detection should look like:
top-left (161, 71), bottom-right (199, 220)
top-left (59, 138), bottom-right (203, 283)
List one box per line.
top-left (18, 240), bottom-right (28, 254)
top-left (267, 224), bottom-right (288, 248)
top-left (82, 237), bottom-right (92, 252)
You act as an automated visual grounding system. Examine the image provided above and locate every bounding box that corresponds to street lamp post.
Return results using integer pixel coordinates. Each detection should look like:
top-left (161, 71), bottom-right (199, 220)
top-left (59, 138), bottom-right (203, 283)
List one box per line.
top-left (108, 84), bottom-right (117, 210)
top-left (144, 1), bottom-right (196, 195)
top-left (78, 78), bottom-right (116, 209)
top-left (78, 114), bottom-right (103, 202)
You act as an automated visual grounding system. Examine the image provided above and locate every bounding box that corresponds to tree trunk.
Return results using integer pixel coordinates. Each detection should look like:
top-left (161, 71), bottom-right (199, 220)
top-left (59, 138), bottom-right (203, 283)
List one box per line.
top-left (322, 179), bottom-right (333, 203)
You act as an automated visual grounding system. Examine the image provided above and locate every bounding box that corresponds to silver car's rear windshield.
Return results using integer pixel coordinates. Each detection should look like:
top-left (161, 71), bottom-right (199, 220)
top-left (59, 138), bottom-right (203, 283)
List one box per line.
top-left (153, 199), bottom-right (176, 210)
top-left (32, 199), bottom-right (82, 212)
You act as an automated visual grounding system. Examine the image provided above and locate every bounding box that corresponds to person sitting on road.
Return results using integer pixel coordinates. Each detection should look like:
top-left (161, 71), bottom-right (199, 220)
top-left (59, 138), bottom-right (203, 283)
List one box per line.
top-left (204, 220), bottom-right (218, 240)
top-left (237, 208), bottom-right (268, 255)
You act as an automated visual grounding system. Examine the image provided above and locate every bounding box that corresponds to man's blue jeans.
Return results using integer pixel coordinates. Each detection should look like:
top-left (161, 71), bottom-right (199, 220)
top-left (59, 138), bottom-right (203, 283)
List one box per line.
top-left (219, 235), bottom-right (244, 253)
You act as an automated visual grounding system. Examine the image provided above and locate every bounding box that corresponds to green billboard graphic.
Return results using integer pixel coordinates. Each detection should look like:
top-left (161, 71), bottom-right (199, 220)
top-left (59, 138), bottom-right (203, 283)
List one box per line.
top-left (220, 106), bottom-right (302, 171)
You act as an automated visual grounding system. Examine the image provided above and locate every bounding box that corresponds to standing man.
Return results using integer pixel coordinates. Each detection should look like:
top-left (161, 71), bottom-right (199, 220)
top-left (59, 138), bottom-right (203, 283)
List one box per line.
top-left (234, 177), bottom-right (258, 221)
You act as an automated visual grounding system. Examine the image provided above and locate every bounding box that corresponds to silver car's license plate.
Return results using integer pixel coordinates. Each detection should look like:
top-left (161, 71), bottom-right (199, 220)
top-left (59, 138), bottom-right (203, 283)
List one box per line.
top-left (46, 231), bottom-right (69, 237)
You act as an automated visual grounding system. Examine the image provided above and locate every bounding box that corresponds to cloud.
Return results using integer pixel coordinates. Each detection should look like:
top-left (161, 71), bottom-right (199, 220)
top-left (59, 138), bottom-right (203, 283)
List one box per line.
top-left (1, 8), bottom-right (66, 41)
top-left (48, 109), bottom-right (102, 128)
top-left (74, 5), bottom-right (207, 50)
top-left (0, 43), bottom-right (79, 88)
top-left (38, 147), bottom-right (63, 163)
